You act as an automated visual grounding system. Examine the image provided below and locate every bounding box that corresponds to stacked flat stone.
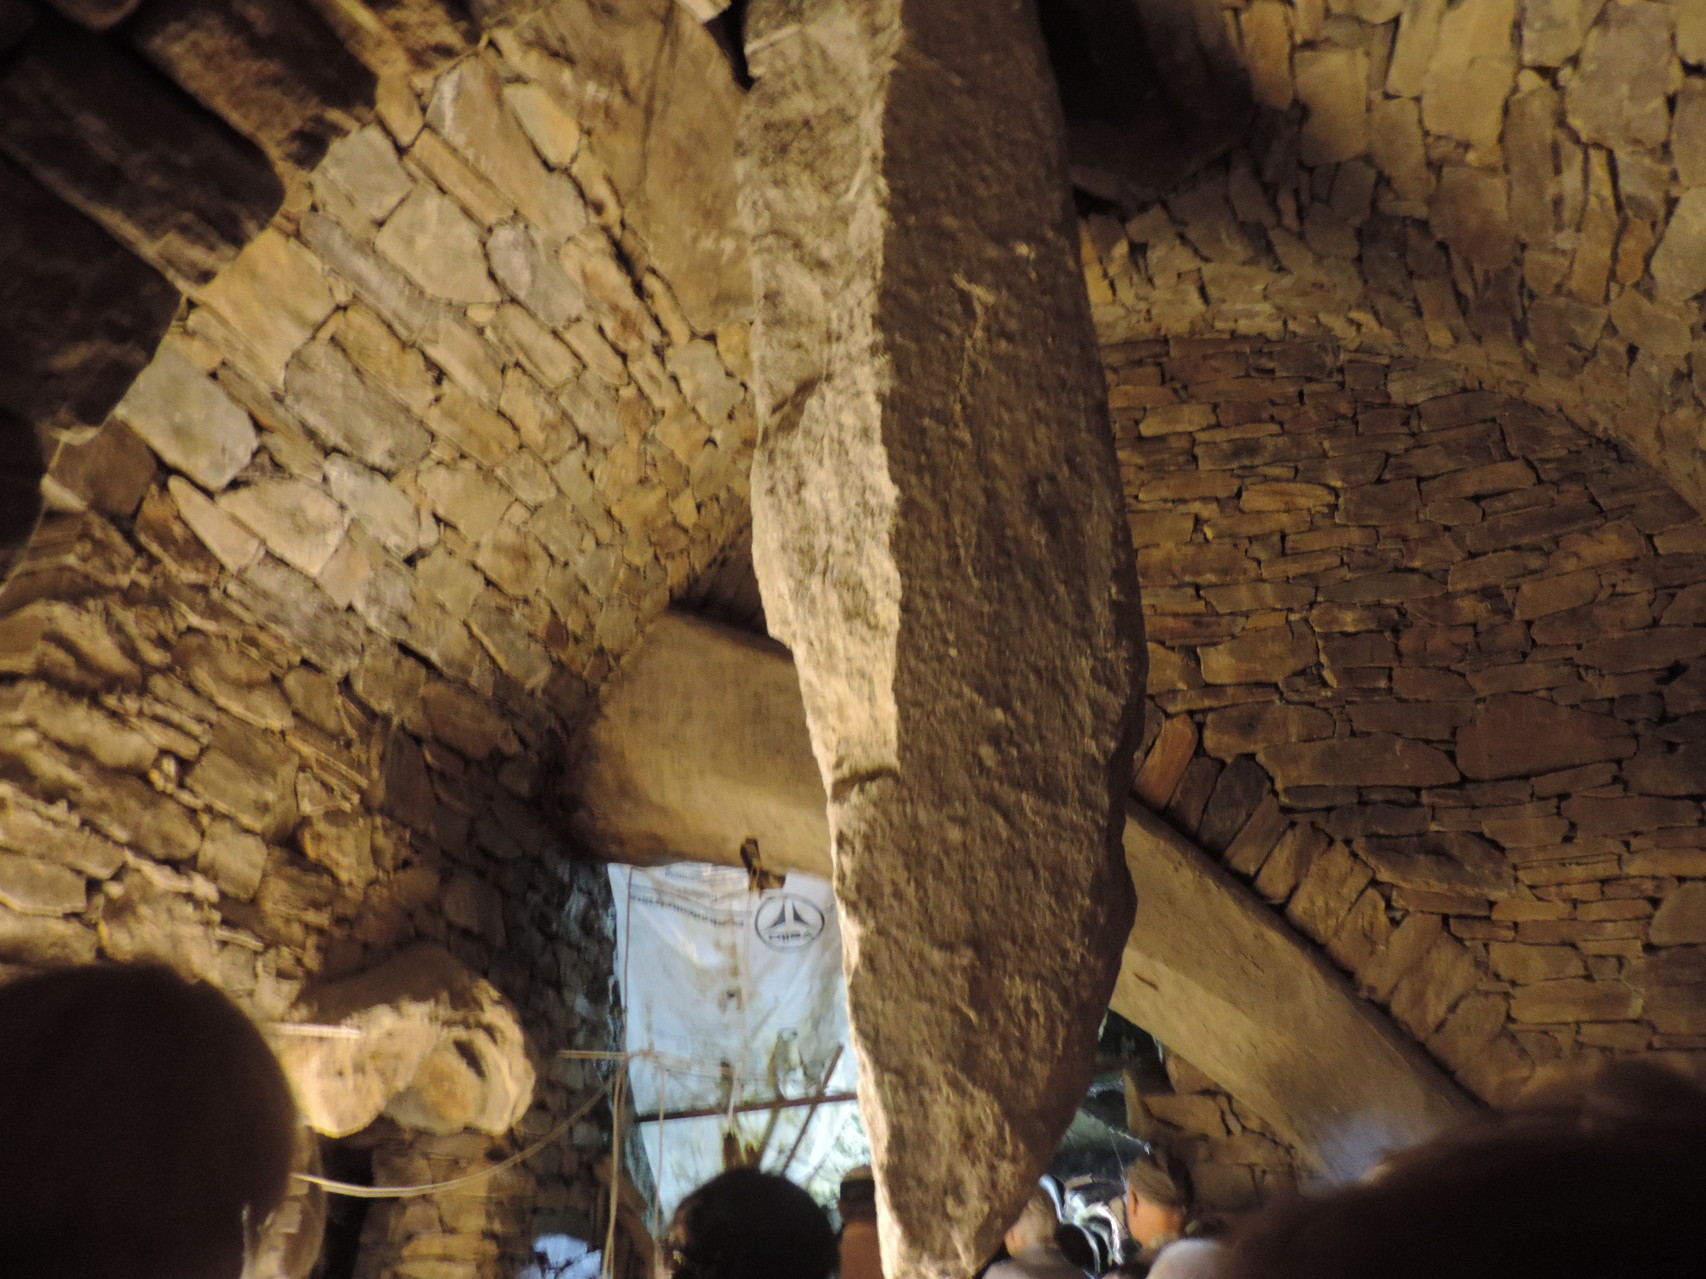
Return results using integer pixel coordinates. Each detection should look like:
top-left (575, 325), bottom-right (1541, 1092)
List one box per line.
top-left (0, 4), bottom-right (751, 1277)
top-left (1110, 332), bottom-right (1706, 1115)
top-left (1078, 0), bottom-right (1706, 515)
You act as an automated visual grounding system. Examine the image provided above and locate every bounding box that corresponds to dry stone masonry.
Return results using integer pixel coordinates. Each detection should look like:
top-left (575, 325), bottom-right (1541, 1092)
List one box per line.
top-left (1110, 331), bottom-right (1706, 1106)
top-left (0, 3), bottom-right (754, 1276)
top-left (8, 0), bottom-right (1706, 1269)
top-left (1077, 0), bottom-right (1706, 515)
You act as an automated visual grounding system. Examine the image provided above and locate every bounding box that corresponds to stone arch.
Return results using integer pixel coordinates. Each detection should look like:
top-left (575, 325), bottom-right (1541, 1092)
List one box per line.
top-left (0, 3), bottom-right (758, 1276)
top-left (1056, 0), bottom-right (1706, 1193)
top-left (1071, 0), bottom-right (1706, 513)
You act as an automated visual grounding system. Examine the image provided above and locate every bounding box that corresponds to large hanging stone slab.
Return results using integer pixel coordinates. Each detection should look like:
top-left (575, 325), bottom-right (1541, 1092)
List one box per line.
top-left (738, 6), bottom-right (1144, 1275)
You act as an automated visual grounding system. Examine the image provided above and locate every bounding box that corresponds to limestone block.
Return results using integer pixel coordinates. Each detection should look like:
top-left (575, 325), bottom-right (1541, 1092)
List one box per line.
top-left (183, 716), bottom-right (299, 839)
top-left (1488, 942), bottom-right (1585, 983)
top-left (1644, 985), bottom-right (1706, 1035)
top-left (501, 82), bottom-right (582, 169)
top-left (1564, 2), bottom-right (1675, 153)
top-left (1455, 693), bottom-right (1635, 779)
top-left (1650, 190), bottom-right (1706, 303)
top-left (1419, 0), bottom-right (1516, 154)
top-left (0, 851), bottom-right (84, 915)
top-left (324, 455), bottom-right (422, 559)
top-left (1239, 2), bottom-right (1294, 110)
top-left (667, 340), bottom-right (744, 425)
top-left (1356, 831), bottom-right (1514, 897)
top-left (1521, 0), bottom-right (1605, 65)
top-left (1626, 744), bottom-right (1706, 797)
top-left (1652, 883), bottom-right (1706, 946)
top-left (218, 478), bottom-right (352, 577)
top-left (426, 56), bottom-right (588, 245)
top-left (196, 229), bottom-right (336, 388)
top-left (299, 211), bottom-right (442, 343)
top-left (1295, 49), bottom-right (1371, 166)
top-left (1509, 977), bottom-right (1641, 1023)
top-left (98, 868), bottom-right (220, 980)
top-left (277, 943), bottom-right (536, 1138)
top-left (163, 476), bottom-right (259, 573)
top-left (428, 384), bottom-right (519, 468)
top-left (0, 795), bottom-right (125, 879)
top-left (316, 125), bottom-right (413, 222)
top-left (196, 817), bottom-right (268, 901)
top-left (1199, 625), bottom-right (1316, 684)
top-left (115, 346), bottom-right (258, 491)
top-left (1682, 1), bottom-right (1706, 63)
top-left (1561, 795), bottom-right (1701, 835)
top-left (1260, 734), bottom-right (1460, 789)
top-left (284, 341), bottom-right (432, 474)
top-left (1610, 290), bottom-right (1693, 360)
top-left (1505, 80), bottom-right (1559, 243)
top-left (1369, 98), bottom-right (1433, 203)
top-left (376, 186), bottom-right (502, 304)
top-left (0, 902), bottom-right (95, 964)
top-left (1386, 0), bottom-right (1446, 96)
top-left (1429, 166), bottom-right (1517, 271)
top-left (1202, 702), bottom-right (1334, 758)
top-left (488, 304), bottom-right (580, 389)
top-left (487, 221), bottom-right (585, 328)
top-left (739, 1), bottom-right (1142, 1271)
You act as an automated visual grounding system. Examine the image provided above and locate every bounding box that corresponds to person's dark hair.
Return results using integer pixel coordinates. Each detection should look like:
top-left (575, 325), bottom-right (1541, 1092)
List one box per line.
top-left (1056, 1221), bottom-right (1101, 1271)
top-left (1223, 1061), bottom-right (1706, 1279)
top-left (0, 962), bottom-right (298, 1279)
top-left (838, 1165), bottom-right (878, 1223)
top-left (666, 1167), bottom-right (838, 1279)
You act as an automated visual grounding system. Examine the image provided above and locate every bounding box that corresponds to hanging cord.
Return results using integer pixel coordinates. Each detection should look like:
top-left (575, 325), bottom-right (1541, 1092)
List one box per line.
top-left (777, 1045), bottom-right (844, 1177)
top-left (601, 1063), bottom-right (630, 1278)
top-left (652, 1063), bottom-right (667, 1242)
top-left (293, 1069), bottom-right (620, 1200)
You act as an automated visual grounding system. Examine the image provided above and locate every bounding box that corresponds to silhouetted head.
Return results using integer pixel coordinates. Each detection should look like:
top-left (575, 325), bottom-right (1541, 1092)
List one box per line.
top-left (662, 1167), bottom-right (838, 1279)
top-left (838, 1165), bottom-right (878, 1224)
top-left (1224, 1062), bottom-right (1706, 1279)
top-left (0, 963), bottom-right (298, 1279)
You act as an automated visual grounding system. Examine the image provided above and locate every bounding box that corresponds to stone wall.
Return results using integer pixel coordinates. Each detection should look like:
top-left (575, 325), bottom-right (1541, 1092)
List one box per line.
top-left (0, 4), bottom-right (751, 1275)
top-left (1109, 329), bottom-right (1706, 1117)
top-left (1070, 0), bottom-right (1706, 1195)
top-left (1127, 1052), bottom-right (1307, 1214)
top-left (1078, 0), bottom-right (1706, 515)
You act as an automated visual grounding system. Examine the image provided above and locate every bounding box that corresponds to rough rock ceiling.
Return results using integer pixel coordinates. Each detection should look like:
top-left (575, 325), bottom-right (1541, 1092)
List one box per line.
top-left (2, 0), bottom-right (1706, 1275)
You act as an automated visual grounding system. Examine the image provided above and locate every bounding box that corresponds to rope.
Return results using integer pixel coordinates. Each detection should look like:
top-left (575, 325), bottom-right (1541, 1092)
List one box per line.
top-left (601, 1064), bottom-right (629, 1278)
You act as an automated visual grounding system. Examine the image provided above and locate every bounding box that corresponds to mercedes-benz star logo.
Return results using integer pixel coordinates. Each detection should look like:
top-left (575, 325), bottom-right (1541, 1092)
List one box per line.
top-left (754, 895), bottom-right (827, 950)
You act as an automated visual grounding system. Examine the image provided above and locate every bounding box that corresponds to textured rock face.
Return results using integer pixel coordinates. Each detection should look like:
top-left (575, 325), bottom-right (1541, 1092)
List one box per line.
top-left (274, 943), bottom-right (536, 1138)
top-left (570, 612), bottom-right (833, 874)
top-left (739, 5), bottom-right (1144, 1275)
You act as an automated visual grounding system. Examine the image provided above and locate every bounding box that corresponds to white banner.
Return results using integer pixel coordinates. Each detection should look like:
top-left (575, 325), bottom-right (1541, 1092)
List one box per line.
top-left (609, 863), bottom-right (862, 1216)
